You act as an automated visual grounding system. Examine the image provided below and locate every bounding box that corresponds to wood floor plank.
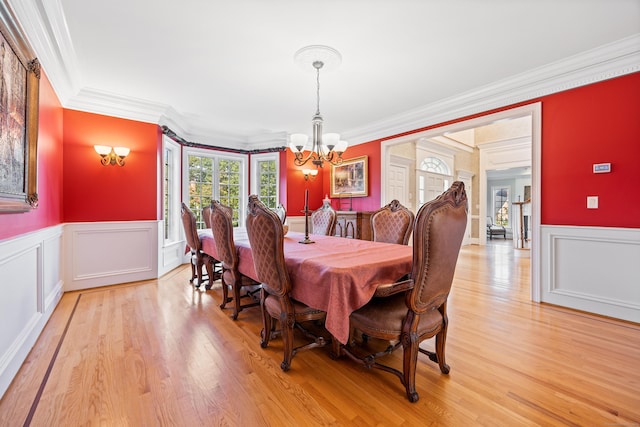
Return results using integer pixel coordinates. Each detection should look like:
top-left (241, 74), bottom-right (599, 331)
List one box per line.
top-left (1, 242), bottom-right (639, 426)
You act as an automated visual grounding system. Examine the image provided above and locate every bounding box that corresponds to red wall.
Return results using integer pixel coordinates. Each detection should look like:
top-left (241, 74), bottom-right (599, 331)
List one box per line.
top-left (0, 72), bottom-right (63, 241)
top-left (539, 72), bottom-right (640, 227)
top-left (3, 71), bottom-right (637, 242)
top-left (350, 72), bottom-right (640, 228)
top-left (285, 141), bottom-right (382, 214)
top-left (62, 110), bottom-right (159, 222)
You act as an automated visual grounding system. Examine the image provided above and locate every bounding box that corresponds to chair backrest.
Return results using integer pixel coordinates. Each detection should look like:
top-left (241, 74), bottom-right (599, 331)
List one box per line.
top-left (311, 203), bottom-right (337, 236)
top-left (181, 202), bottom-right (201, 251)
top-left (202, 204), bottom-right (212, 229)
top-left (246, 195), bottom-right (291, 297)
top-left (409, 181), bottom-right (467, 314)
top-left (274, 203), bottom-right (287, 224)
top-left (371, 199), bottom-right (415, 245)
top-left (486, 216), bottom-right (494, 227)
top-left (210, 200), bottom-right (237, 270)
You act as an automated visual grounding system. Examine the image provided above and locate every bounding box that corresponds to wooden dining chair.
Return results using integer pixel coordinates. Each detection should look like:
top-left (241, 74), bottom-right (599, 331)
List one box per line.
top-left (209, 200), bottom-right (260, 320)
top-left (370, 199), bottom-right (415, 245)
top-left (181, 202), bottom-right (215, 289)
top-left (246, 195), bottom-right (327, 371)
top-left (311, 202), bottom-right (337, 236)
top-left (202, 204), bottom-right (212, 229)
top-left (333, 181), bottom-right (468, 402)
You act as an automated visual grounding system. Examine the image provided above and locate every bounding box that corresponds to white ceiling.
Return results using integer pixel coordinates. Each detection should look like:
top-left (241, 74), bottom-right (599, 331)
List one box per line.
top-left (9, 0), bottom-right (640, 150)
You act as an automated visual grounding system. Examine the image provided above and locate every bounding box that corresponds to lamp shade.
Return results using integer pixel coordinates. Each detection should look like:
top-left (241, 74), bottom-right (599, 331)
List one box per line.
top-left (113, 147), bottom-right (130, 157)
top-left (94, 145), bottom-right (111, 155)
top-left (289, 134), bottom-right (308, 152)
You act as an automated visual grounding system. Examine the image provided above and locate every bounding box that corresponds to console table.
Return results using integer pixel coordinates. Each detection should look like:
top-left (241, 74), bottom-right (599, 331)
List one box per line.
top-left (334, 211), bottom-right (372, 240)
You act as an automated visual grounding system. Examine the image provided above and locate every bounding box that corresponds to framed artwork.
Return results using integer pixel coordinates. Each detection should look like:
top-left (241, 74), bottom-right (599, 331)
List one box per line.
top-left (0, 1), bottom-right (40, 213)
top-left (330, 155), bottom-right (368, 198)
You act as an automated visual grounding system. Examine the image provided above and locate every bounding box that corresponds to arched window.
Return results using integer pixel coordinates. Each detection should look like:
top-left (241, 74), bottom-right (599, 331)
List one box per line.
top-left (419, 156), bottom-right (450, 175)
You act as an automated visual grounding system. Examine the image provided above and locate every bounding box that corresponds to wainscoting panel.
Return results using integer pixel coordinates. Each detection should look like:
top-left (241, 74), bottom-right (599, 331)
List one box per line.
top-left (0, 225), bottom-right (64, 399)
top-left (287, 216), bottom-right (307, 234)
top-left (540, 225), bottom-right (640, 323)
top-left (64, 221), bottom-right (158, 291)
top-left (158, 226), bottom-right (186, 278)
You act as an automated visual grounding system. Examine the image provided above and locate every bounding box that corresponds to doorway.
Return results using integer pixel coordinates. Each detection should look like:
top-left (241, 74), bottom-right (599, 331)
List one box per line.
top-left (381, 103), bottom-right (541, 302)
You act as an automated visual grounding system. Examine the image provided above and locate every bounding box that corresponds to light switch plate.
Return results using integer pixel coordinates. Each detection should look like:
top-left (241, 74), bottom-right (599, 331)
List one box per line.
top-left (593, 163), bottom-right (611, 173)
top-left (587, 196), bottom-right (598, 209)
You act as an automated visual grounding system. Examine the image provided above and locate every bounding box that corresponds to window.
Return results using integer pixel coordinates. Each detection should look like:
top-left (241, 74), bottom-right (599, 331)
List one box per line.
top-left (163, 136), bottom-right (181, 243)
top-left (419, 156), bottom-right (450, 175)
top-left (251, 153), bottom-right (279, 209)
top-left (492, 186), bottom-right (510, 226)
top-left (184, 148), bottom-right (247, 228)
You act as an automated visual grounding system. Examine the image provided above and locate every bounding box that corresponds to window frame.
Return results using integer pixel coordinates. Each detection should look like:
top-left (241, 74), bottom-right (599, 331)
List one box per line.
top-left (162, 136), bottom-right (181, 244)
top-left (183, 147), bottom-right (248, 227)
top-left (250, 152), bottom-right (280, 209)
top-left (491, 185), bottom-right (511, 227)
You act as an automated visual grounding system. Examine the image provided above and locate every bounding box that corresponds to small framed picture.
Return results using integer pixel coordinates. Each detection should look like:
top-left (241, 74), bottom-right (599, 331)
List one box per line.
top-left (330, 155), bottom-right (368, 198)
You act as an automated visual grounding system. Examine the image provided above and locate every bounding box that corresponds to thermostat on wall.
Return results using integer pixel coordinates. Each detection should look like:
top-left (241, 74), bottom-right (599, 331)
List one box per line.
top-left (593, 163), bottom-right (611, 173)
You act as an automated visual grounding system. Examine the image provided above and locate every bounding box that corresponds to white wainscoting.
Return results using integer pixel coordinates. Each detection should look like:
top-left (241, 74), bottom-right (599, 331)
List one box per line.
top-left (540, 225), bottom-right (640, 323)
top-left (287, 215), bottom-right (307, 234)
top-left (0, 225), bottom-right (64, 399)
top-left (64, 221), bottom-right (159, 291)
top-left (157, 221), bottom-right (186, 278)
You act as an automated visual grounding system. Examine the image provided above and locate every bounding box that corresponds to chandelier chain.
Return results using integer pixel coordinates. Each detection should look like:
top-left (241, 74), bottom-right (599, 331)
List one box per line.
top-left (316, 66), bottom-right (321, 116)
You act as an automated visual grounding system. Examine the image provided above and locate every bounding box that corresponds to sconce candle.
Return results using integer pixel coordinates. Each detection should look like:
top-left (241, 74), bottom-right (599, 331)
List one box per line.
top-left (94, 145), bottom-right (130, 166)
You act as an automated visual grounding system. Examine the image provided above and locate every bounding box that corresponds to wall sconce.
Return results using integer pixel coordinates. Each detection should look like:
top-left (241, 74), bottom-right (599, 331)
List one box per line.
top-left (94, 145), bottom-right (130, 166)
top-left (302, 168), bottom-right (318, 181)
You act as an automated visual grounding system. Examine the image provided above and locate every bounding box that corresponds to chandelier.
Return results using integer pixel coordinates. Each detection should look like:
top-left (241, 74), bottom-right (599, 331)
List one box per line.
top-left (289, 45), bottom-right (348, 168)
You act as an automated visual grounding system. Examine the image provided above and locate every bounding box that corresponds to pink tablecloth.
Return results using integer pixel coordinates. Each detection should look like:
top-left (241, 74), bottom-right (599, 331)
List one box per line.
top-left (201, 230), bottom-right (412, 344)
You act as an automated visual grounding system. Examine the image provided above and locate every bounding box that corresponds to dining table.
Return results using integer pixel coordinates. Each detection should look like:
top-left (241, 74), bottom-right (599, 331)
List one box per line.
top-left (199, 229), bottom-right (413, 344)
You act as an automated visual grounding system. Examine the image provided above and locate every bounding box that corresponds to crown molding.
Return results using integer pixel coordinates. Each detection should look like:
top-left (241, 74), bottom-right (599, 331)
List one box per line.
top-left (344, 34), bottom-right (640, 145)
top-left (8, 0), bottom-right (80, 103)
top-left (11, 0), bottom-right (640, 150)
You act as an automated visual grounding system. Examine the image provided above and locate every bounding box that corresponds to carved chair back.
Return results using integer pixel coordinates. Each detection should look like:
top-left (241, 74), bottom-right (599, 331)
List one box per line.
top-left (311, 203), bottom-right (337, 236)
top-left (246, 195), bottom-right (291, 297)
top-left (371, 199), bottom-right (415, 245)
top-left (202, 204), bottom-right (212, 229)
top-left (181, 202), bottom-right (201, 252)
top-left (210, 200), bottom-right (238, 271)
top-left (409, 181), bottom-right (467, 314)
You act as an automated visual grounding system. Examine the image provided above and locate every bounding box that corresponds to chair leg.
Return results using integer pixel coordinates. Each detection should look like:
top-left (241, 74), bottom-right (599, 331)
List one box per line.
top-left (330, 336), bottom-right (342, 359)
top-left (280, 312), bottom-right (295, 372)
top-left (194, 254), bottom-right (205, 288)
top-left (260, 289), bottom-right (272, 349)
top-left (232, 280), bottom-right (242, 320)
top-left (219, 274), bottom-right (230, 309)
top-left (402, 333), bottom-right (420, 403)
top-left (189, 261), bottom-right (197, 283)
top-left (203, 256), bottom-right (214, 290)
top-left (435, 326), bottom-right (450, 375)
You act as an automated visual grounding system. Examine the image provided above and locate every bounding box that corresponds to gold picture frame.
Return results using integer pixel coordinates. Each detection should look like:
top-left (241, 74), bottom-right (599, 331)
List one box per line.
top-left (330, 155), bottom-right (368, 198)
top-left (0, 1), bottom-right (40, 213)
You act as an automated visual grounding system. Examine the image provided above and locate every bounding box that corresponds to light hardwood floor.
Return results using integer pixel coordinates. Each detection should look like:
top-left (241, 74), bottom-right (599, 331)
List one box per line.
top-left (1, 241), bottom-right (639, 426)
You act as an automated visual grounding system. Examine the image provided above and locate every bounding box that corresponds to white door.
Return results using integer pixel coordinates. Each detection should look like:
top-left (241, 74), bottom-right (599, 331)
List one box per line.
top-left (417, 171), bottom-right (451, 208)
top-left (386, 164), bottom-right (409, 206)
